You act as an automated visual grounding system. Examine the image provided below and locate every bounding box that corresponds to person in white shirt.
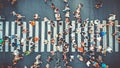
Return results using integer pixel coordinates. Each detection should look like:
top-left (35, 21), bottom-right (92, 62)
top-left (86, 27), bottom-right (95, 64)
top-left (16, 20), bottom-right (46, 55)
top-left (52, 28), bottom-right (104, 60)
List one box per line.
top-left (65, 11), bottom-right (70, 18)
top-left (70, 55), bottom-right (74, 62)
top-left (115, 25), bottom-right (120, 27)
top-left (16, 14), bottom-right (25, 19)
top-left (11, 11), bottom-right (17, 16)
top-left (46, 63), bottom-right (50, 68)
top-left (34, 14), bottom-right (40, 20)
top-left (13, 49), bottom-right (19, 56)
top-left (35, 54), bottom-right (41, 60)
top-left (24, 65), bottom-right (27, 68)
top-left (94, 19), bottom-right (100, 25)
top-left (43, 17), bottom-right (49, 22)
top-left (63, 0), bottom-right (68, 3)
top-left (96, 36), bottom-right (101, 41)
top-left (108, 14), bottom-right (116, 21)
top-left (63, 4), bottom-right (70, 12)
top-left (86, 61), bottom-right (91, 67)
top-left (55, 13), bottom-right (61, 21)
top-left (106, 46), bottom-right (113, 53)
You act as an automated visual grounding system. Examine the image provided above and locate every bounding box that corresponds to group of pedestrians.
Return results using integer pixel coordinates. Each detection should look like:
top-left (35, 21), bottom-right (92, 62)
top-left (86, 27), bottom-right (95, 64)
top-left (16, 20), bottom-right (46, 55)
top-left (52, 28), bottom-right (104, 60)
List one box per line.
top-left (0, 0), bottom-right (120, 68)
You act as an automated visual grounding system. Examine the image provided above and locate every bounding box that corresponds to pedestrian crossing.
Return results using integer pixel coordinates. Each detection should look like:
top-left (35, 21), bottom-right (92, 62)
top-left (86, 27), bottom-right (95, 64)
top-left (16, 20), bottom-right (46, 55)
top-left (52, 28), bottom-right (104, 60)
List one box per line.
top-left (0, 20), bottom-right (119, 52)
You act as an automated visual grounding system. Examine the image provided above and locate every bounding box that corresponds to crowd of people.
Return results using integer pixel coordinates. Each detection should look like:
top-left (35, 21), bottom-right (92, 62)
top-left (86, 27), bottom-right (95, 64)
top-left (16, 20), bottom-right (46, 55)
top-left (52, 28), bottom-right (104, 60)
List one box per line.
top-left (0, 0), bottom-right (120, 68)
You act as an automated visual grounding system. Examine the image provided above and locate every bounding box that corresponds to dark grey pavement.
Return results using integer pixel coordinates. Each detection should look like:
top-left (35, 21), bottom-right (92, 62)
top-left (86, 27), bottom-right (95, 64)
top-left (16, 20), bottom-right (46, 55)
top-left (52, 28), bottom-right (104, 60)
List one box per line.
top-left (0, 52), bottom-right (120, 68)
top-left (1, 0), bottom-right (120, 21)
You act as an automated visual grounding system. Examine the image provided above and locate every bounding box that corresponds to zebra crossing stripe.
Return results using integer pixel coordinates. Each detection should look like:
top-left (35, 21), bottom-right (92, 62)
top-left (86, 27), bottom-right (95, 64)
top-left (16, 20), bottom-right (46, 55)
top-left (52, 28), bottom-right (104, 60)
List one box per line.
top-left (47, 21), bottom-right (51, 52)
top-left (29, 23), bottom-right (33, 51)
top-left (41, 21), bottom-right (45, 52)
top-left (22, 22), bottom-right (27, 52)
top-left (59, 21), bottom-right (64, 52)
top-left (17, 23), bottom-right (21, 50)
top-left (71, 21), bottom-right (75, 52)
top-left (34, 21), bottom-right (39, 52)
top-left (10, 22), bottom-right (15, 52)
top-left (85, 21), bottom-right (89, 51)
top-left (0, 21), bottom-right (3, 52)
top-left (96, 21), bottom-right (100, 47)
top-left (65, 22), bottom-right (69, 51)
top-left (102, 20), bottom-right (107, 50)
top-left (53, 21), bottom-right (57, 51)
top-left (77, 23), bottom-right (81, 48)
top-left (0, 22), bottom-right (2, 38)
top-left (108, 22), bottom-right (113, 50)
top-left (115, 20), bottom-right (119, 52)
top-left (90, 20), bottom-right (94, 44)
top-left (5, 21), bottom-right (9, 52)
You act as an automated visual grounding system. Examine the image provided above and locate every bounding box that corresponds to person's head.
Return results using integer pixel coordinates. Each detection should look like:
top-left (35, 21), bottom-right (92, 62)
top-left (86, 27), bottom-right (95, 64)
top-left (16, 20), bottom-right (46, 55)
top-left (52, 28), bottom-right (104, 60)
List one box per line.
top-left (51, 3), bottom-right (54, 5)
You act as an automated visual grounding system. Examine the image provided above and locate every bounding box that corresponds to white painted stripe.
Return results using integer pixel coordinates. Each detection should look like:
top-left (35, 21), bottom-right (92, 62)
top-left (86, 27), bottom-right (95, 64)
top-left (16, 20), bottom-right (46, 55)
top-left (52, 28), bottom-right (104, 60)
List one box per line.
top-left (65, 24), bottom-right (69, 43)
top-left (53, 21), bottom-right (57, 51)
top-left (71, 21), bottom-right (75, 52)
top-left (59, 21), bottom-right (63, 52)
top-left (47, 21), bottom-right (51, 52)
top-left (65, 22), bottom-right (69, 51)
top-left (0, 22), bottom-right (3, 38)
top-left (29, 23), bottom-right (33, 51)
top-left (77, 23), bottom-right (81, 48)
top-left (5, 21), bottom-right (9, 52)
top-left (102, 20), bottom-right (107, 50)
top-left (84, 21), bottom-right (88, 51)
top-left (11, 22), bottom-right (15, 52)
top-left (34, 21), bottom-right (39, 52)
top-left (108, 23), bottom-right (113, 50)
top-left (17, 23), bottom-right (21, 49)
top-left (22, 22), bottom-right (27, 52)
top-left (90, 20), bottom-right (94, 43)
top-left (115, 20), bottom-right (119, 52)
top-left (41, 21), bottom-right (45, 52)
top-left (103, 20), bottom-right (107, 49)
top-left (96, 21), bottom-right (100, 47)
top-left (0, 21), bottom-right (3, 52)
